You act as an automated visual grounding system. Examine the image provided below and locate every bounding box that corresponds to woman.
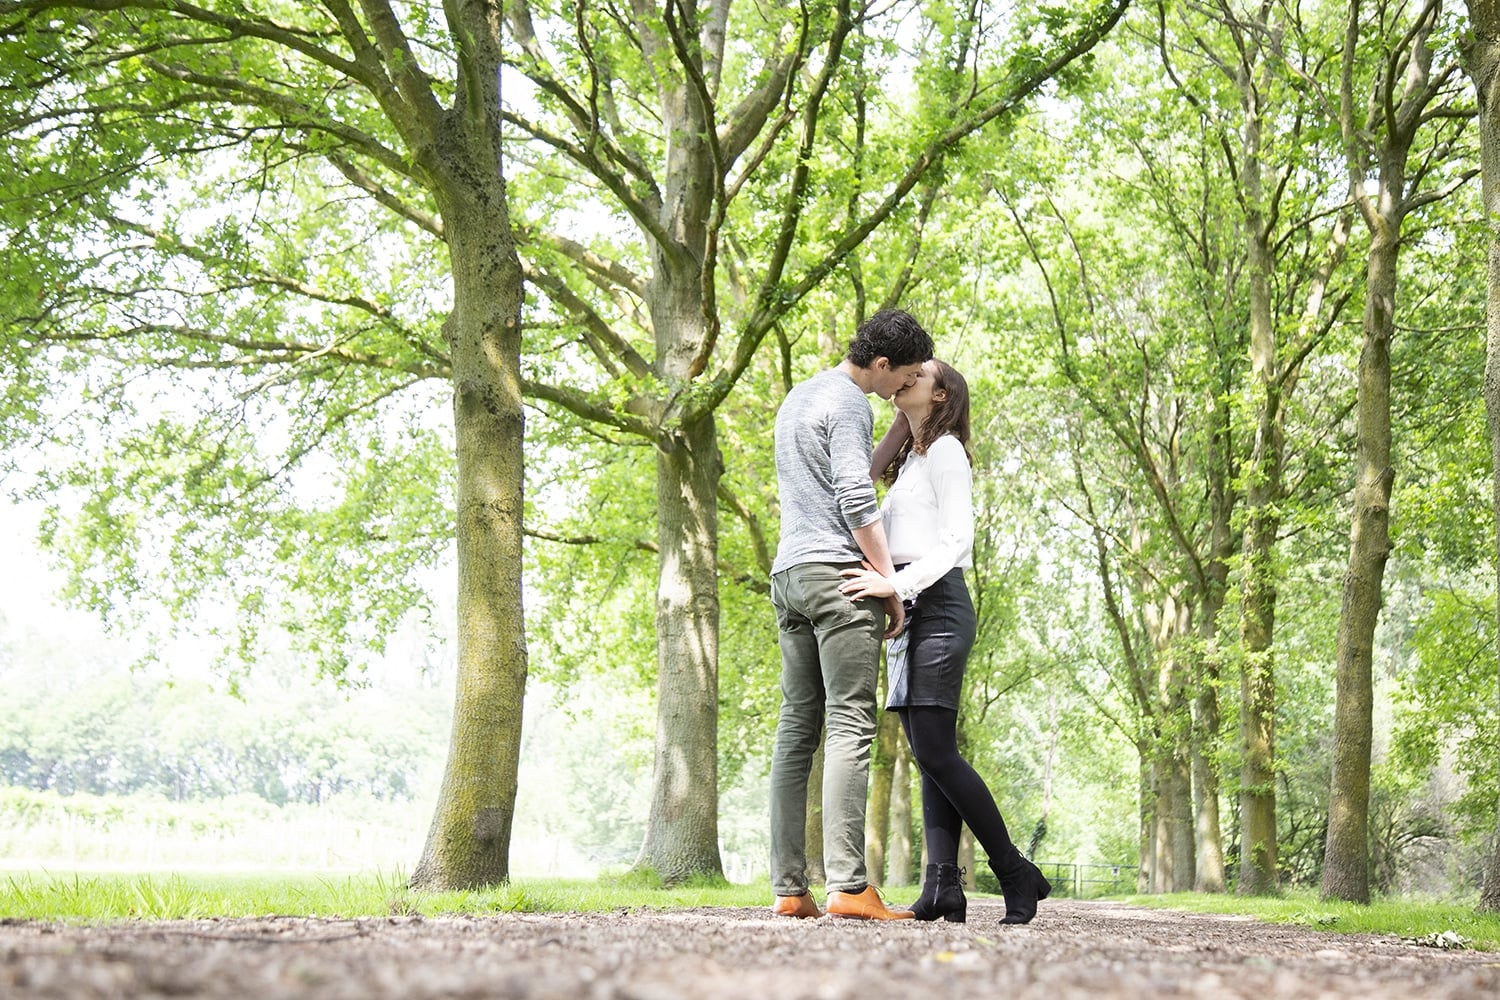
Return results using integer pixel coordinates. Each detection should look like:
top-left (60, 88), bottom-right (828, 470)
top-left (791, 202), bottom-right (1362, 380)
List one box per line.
top-left (838, 359), bottom-right (1051, 924)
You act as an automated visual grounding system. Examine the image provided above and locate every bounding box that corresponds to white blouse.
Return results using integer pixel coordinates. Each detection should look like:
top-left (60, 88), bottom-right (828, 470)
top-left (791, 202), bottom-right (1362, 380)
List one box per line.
top-left (883, 433), bottom-right (974, 601)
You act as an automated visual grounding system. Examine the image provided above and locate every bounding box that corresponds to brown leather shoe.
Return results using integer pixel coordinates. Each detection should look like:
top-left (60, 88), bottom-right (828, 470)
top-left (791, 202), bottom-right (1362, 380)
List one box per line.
top-left (825, 885), bottom-right (914, 920)
top-left (772, 892), bottom-right (821, 919)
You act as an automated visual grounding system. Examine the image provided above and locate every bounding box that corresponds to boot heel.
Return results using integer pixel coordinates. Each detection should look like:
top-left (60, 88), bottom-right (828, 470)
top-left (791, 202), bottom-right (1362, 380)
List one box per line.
top-left (942, 907), bottom-right (966, 923)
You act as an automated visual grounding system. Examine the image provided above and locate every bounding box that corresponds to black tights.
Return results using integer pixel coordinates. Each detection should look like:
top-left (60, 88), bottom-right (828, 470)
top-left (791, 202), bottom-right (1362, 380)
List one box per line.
top-left (897, 705), bottom-right (1016, 866)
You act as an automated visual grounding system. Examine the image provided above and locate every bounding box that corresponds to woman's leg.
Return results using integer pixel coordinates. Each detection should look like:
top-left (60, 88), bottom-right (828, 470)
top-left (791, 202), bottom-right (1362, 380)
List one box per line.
top-left (903, 705), bottom-right (1051, 922)
top-left (898, 708), bottom-right (964, 865)
top-left (901, 705), bottom-right (1016, 861)
top-left (897, 707), bottom-right (968, 922)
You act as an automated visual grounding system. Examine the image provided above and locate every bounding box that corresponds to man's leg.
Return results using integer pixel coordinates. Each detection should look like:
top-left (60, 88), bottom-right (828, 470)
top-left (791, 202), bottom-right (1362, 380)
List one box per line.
top-left (806, 565), bottom-right (883, 893)
top-left (769, 569), bottom-right (824, 897)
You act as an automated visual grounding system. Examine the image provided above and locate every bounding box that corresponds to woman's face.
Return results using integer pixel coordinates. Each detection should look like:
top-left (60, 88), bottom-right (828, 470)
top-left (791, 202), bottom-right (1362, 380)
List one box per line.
top-left (893, 360), bottom-right (944, 418)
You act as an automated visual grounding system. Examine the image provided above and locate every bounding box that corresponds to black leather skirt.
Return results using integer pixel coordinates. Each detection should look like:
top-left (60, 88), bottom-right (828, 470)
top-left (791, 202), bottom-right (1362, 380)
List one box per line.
top-left (884, 567), bottom-right (976, 710)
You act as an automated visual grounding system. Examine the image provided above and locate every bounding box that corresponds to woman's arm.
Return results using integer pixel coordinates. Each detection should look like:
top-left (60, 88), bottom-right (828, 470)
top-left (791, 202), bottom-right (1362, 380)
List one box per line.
top-left (869, 409), bottom-right (912, 482)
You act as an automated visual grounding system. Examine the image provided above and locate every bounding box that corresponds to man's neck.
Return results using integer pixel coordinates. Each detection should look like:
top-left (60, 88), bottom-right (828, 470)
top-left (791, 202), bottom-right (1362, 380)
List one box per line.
top-left (837, 359), bottom-right (875, 394)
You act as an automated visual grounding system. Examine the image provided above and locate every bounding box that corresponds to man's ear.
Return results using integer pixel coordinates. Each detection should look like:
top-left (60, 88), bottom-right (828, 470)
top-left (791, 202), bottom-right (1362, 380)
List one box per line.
top-left (872, 356), bottom-right (891, 372)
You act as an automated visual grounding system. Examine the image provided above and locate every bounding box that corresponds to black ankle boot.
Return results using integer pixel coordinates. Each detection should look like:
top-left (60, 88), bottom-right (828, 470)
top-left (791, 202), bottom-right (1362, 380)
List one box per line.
top-left (909, 863), bottom-right (966, 923)
top-left (907, 864), bottom-right (939, 918)
top-left (992, 849), bottom-right (1051, 925)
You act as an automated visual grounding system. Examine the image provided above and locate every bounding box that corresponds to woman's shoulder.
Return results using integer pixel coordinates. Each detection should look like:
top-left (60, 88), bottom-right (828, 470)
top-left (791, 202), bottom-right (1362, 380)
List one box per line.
top-left (926, 434), bottom-right (968, 460)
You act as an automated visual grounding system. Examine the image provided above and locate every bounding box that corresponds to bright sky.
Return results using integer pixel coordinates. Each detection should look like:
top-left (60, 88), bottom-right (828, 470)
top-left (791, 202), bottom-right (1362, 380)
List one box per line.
top-left (0, 499), bottom-right (95, 643)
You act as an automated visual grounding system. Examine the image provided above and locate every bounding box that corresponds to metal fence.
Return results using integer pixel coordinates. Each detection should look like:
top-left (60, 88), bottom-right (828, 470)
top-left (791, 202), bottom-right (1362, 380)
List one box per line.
top-left (1034, 862), bottom-right (1138, 898)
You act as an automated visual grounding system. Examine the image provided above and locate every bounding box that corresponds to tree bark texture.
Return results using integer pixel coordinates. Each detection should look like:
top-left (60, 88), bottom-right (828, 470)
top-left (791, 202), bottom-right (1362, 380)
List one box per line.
top-left (413, 2), bottom-right (528, 888)
top-left (1238, 60), bottom-right (1283, 895)
top-left (1193, 383), bottom-right (1236, 893)
top-left (890, 748), bottom-right (915, 886)
top-left (1462, 0), bottom-right (1500, 914)
top-left (805, 741), bottom-right (827, 886)
top-left (630, 3), bottom-right (728, 881)
top-left (1149, 595), bottom-right (1195, 892)
top-left (639, 410), bottom-right (724, 880)
top-left (1191, 552), bottom-right (1230, 893)
top-left (1324, 0), bottom-right (1460, 904)
top-left (1322, 222), bottom-right (1396, 904)
top-left (867, 696), bottom-right (903, 884)
top-left (1137, 753), bottom-right (1155, 892)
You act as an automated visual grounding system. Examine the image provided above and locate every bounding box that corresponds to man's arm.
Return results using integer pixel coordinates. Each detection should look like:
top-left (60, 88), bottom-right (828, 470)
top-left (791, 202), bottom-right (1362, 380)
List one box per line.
top-left (850, 520), bottom-right (905, 638)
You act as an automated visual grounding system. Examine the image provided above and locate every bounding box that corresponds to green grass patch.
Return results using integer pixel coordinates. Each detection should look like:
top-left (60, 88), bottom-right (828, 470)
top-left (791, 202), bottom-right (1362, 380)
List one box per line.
top-left (1124, 890), bottom-right (1500, 951)
top-left (0, 868), bottom-right (769, 921)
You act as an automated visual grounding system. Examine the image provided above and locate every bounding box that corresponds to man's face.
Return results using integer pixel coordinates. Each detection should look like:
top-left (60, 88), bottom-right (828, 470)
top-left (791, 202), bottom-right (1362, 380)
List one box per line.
top-left (871, 358), bottom-right (926, 400)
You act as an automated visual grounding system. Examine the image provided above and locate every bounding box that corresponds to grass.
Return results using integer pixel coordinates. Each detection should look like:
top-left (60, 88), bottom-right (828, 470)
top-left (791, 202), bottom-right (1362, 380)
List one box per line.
top-left (5, 869), bottom-right (1500, 952)
top-left (0, 868), bottom-right (768, 921)
top-left (1122, 890), bottom-right (1500, 951)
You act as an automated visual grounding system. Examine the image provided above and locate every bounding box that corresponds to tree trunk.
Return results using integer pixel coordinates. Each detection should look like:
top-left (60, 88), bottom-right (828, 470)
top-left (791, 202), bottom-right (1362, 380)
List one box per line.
top-left (1463, 0), bottom-right (1500, 914)
top-left (1322, 228), bottom-right (1395, 904)
top-left (1239, 434), bottom-right (1282, 895)
top-left (1191, 582), bottom-right (1229, 893)
top-left (1145, 593), bottom-right (1195, 892)
top-left (638, 409), bottom-right (724, 880)
top-left (1193, 384), bottom-right (1235, 893)
top-left (1137, 753), bottom-right (1154, 892)
top-left (1323, 181), bottom-right (1402, 904)
top-left (890, 747), bottom-right (914, 886)
top-left (630, 11), bottom-right (726, 881)
top-left (1238, 62), bottom-right (1283, 894)
top-left (1324, 0), bottom-right (1456, 903)
top-left (805, 740), bottom-right (827, 887)
top-left (1190, 677), bottom-right (1226, 892)
top-left (958, 829), bottom-right (976, 889)
top-left (1163, 746), bottom-right (1196, 892)
top-left (867, 702), bottom-right (902, 885)
top-left (412, 32), bottom-right (528, 888)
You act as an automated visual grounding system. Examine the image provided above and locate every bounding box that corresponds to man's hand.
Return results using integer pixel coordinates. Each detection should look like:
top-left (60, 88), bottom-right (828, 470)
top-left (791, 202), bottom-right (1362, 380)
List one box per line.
top-left (881, 594), bottom-right (906, 639)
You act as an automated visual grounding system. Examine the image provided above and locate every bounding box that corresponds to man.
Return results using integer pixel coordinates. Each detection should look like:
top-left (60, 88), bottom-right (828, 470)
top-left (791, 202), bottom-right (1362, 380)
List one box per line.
top-left (769, 308), bottom-right (933, 920)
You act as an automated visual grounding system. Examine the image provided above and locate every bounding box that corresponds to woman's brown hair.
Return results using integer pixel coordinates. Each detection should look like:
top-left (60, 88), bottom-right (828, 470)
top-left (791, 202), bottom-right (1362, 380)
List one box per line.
top-left (880, 360), bottom-right (973, 484)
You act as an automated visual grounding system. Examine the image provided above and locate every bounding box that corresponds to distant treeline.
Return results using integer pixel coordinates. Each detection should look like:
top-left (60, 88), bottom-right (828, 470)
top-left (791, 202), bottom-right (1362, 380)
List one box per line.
top-left (0, 671), bottom-right (446, 806)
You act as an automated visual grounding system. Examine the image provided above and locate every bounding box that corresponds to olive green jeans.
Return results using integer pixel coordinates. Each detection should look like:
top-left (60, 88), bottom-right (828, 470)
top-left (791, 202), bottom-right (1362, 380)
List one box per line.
top-left (769, 562), bottom-right (884, 895)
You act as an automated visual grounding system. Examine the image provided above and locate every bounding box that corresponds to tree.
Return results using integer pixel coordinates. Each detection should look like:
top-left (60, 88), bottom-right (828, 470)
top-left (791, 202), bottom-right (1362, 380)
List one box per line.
top-left (1461, 0), bottom-right (1500, 913)
top-left (504, 0), bottom-right (1131, 879)
top-left (1322, 0), bottom-right (1474, 904)
top-left (1154, 0), bottom-right (1358, 895)
top-left (0, 1), bottom-right (525, 889)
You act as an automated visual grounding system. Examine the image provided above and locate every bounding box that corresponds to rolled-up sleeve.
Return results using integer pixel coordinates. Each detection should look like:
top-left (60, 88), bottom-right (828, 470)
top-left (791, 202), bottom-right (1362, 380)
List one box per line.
top-left (830, 406), bottom-right (881, 531)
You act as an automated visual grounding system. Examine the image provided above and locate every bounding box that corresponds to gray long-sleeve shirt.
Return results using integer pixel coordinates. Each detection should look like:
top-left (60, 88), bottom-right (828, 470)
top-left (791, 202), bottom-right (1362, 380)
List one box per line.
top-left (771, 369), bottom-right (881, 573)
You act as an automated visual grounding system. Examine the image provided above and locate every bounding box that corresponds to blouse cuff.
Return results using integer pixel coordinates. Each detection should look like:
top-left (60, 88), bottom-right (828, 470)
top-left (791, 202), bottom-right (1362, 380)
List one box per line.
top-left (891, 570), bottom-right (921, 603)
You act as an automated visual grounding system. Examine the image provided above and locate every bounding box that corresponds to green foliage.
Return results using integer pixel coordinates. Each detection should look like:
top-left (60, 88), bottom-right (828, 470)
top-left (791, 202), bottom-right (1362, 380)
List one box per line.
top-left (1, 0), bottom-right (1495, 903)
top-left (0, 787), bottom-right (430, 871)
top-left (0, 669), bottom-right (447, 805)
top-left (0, 3), bottom-right (459, 682)
top-left (1391, 578), bottom-right (1499, 840)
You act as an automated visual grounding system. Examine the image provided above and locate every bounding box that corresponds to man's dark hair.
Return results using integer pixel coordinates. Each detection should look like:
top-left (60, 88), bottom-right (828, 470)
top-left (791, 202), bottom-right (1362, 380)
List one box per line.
top-left (846, 309), bottom-right (934, 369)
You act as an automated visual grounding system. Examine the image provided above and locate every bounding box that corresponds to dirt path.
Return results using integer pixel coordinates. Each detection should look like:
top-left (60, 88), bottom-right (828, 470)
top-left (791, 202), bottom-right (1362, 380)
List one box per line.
top-left (3, 898), bottom-right (1498, 999)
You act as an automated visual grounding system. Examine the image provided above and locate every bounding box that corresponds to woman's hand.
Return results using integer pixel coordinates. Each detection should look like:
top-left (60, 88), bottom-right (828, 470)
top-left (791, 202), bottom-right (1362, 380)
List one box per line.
top-left (838, 563), bottom-right (897, 600)
top-left (840, 561), bottom-right (905, 636)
